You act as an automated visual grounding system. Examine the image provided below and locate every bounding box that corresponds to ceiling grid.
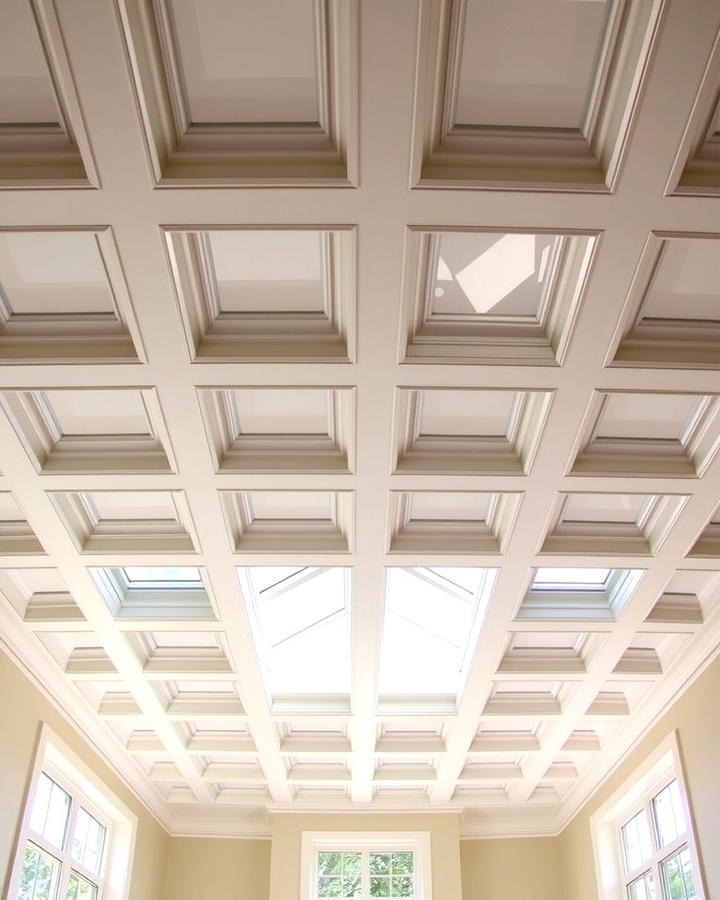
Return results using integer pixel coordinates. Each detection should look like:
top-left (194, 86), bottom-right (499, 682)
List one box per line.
top-left (1, 0), bottom-right (720, 838)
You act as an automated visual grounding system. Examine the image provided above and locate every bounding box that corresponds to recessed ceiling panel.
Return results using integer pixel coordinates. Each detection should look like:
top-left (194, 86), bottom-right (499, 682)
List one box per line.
top-left (207, 230), bottom-right (325, 313)
top-left (642, 238), bottom-right (720, 321)
top-left (0, 231), bottom-right (114, 315)
top-left (0, 0), bottom-right (59, 124)
top-left (455, 0), bottom-right (613, 130)
top-left (167, 0), bottom-right (320, 124)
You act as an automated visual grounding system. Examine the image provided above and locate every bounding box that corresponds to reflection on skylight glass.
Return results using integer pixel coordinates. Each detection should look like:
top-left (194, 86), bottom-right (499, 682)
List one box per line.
top-left (243, 567), bottom-right (350, 696)
top-left (122, 566), bottom-right (202, 585)
top-left (532, 567), bottom-right (611, 589)
top-left (379, 567), bottom-right (492, 696)
top-left (430, 233), bottom-right (558, 317)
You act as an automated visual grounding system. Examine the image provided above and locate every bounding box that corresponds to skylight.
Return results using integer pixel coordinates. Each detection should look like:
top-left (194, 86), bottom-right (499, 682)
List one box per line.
top-left (241, 567), bottom-right (350, 698)
top-left (121, 567), bottom-right (202, 589)
top-left (378, 567), bottom-right (494, 696)
top-left (532, 567), bottom-right (611, 591)
top-left (431, 232), bottom-right (557, 317)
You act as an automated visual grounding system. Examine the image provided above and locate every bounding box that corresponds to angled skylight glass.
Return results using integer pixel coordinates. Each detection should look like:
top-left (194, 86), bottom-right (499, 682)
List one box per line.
top-left (429, 232), bottom-right (558, 317)
top-left (379, 567), bottom-right (495, 696)
top-left (240, 566), bottom-right (350, 698)
top-left (532, 567), bottom-right (611, 591)
top-left (121, 567), bottom-right (202, 589)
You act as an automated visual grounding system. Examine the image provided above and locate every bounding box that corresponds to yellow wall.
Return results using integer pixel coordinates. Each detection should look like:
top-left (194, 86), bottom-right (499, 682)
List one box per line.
top-left (268, 813), bottom-right (462, 900)
top-left (559, 654), bottom-right (720, 900)
top-left (460, 836), bottom-right (563, 900)
top-left (163, 837), bottom-right (271, 900)
top-left (0, 647), bottom-right (168, 900)
top-left (3, 640), bottom-right (719, 900)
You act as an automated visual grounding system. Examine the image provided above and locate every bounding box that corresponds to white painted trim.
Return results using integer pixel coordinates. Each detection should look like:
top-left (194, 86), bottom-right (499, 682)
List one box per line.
top-left (2, 723), bottom-right (138, 900)
top-left (300, 831), bottom-right (432, 900)
top-left (589, 731), bottom-right (707, 900)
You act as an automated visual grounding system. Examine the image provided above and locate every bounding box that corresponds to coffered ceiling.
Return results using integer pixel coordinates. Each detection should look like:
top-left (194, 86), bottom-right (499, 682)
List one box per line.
top-left (1, 0), bottom-right (720, 839)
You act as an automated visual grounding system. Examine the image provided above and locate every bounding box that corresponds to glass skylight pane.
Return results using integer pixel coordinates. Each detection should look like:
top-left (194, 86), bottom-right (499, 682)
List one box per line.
top-left (455, 0), bottom-right (613, 129)
top-left (121, 566), bottom-right (201, 586)
top-left (430, 232), bottom-right (556, 317)
top-left (379, 567), bottom-right (486, 695)
top-left (244, 567), bottom-right (350, 695)
top-left (652, 780), bottom-right (686, 849)
top-left (533, 568), bottom-right (611, 589)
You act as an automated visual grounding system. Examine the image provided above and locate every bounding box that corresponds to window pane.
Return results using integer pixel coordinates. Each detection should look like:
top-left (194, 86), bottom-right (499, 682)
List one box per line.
top-left (627, 871), bottom-right (656, 900)
top-left (391, 852), bottom-right (414, 874)
top-left (71, 808), bottom-right (106, 876)
top-left (661, 846), bottom-right (698, 900)
top-left (16, 842), bottom-right (61, 900)
top-left (370, 877), bottom-right (391, 897)
top-left (65, 872), bottom-right (98, 900)
top-left (653, 781), bottom-right (687, 849)
top-left (29, 773), bottom-right (71, 850)
top-left (621, 811), bottom-right (653, 873)
top-left (317, 853), bottom-right (361, 898)
top-left (391, 875), bottom-right (414, 897)
top-left (318, 852), bottom-right (342, 876)
top-left (369, 853), bottom-right (391, 875)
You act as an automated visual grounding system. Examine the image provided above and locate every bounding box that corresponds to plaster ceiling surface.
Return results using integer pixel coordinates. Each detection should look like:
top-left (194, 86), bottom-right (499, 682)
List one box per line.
top-left (1, 0), bottom-right (720, 839)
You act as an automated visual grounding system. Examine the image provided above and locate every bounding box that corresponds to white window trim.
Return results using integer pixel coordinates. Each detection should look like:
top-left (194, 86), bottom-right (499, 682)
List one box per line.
top-left (590, 731), bottom-right (707, 900)
top-left (4, 723), bottom-right (138, 900)
top-left (300, 831), bottom-right (432, 900)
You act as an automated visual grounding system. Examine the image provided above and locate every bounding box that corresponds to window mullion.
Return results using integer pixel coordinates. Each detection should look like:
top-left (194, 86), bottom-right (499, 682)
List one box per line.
top-left (56, 854), bottom-right (72, 900)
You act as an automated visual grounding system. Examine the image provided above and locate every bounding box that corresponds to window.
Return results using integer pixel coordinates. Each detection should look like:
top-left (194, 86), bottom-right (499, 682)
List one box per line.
top-left (620, 779), bottom-right (700, 900)
top-left (7, 726), bottom-right (137, 900)
top-left (14, 770), bottom-right (107, 900)
top-left (591, 733), bottom-right (706, 900)
top-left (301, 833), bottom-right (431, 900)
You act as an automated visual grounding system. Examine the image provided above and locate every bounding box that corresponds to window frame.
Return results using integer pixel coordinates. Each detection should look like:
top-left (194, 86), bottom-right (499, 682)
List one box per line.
top-left (21, 764), bottom-right (110, 899)
top-left (590, 731), bottom-right (707, 900)
top-left (300, 832), bottom-right (432, 900)
top-left (4, 724), bottom-right (138, 900)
